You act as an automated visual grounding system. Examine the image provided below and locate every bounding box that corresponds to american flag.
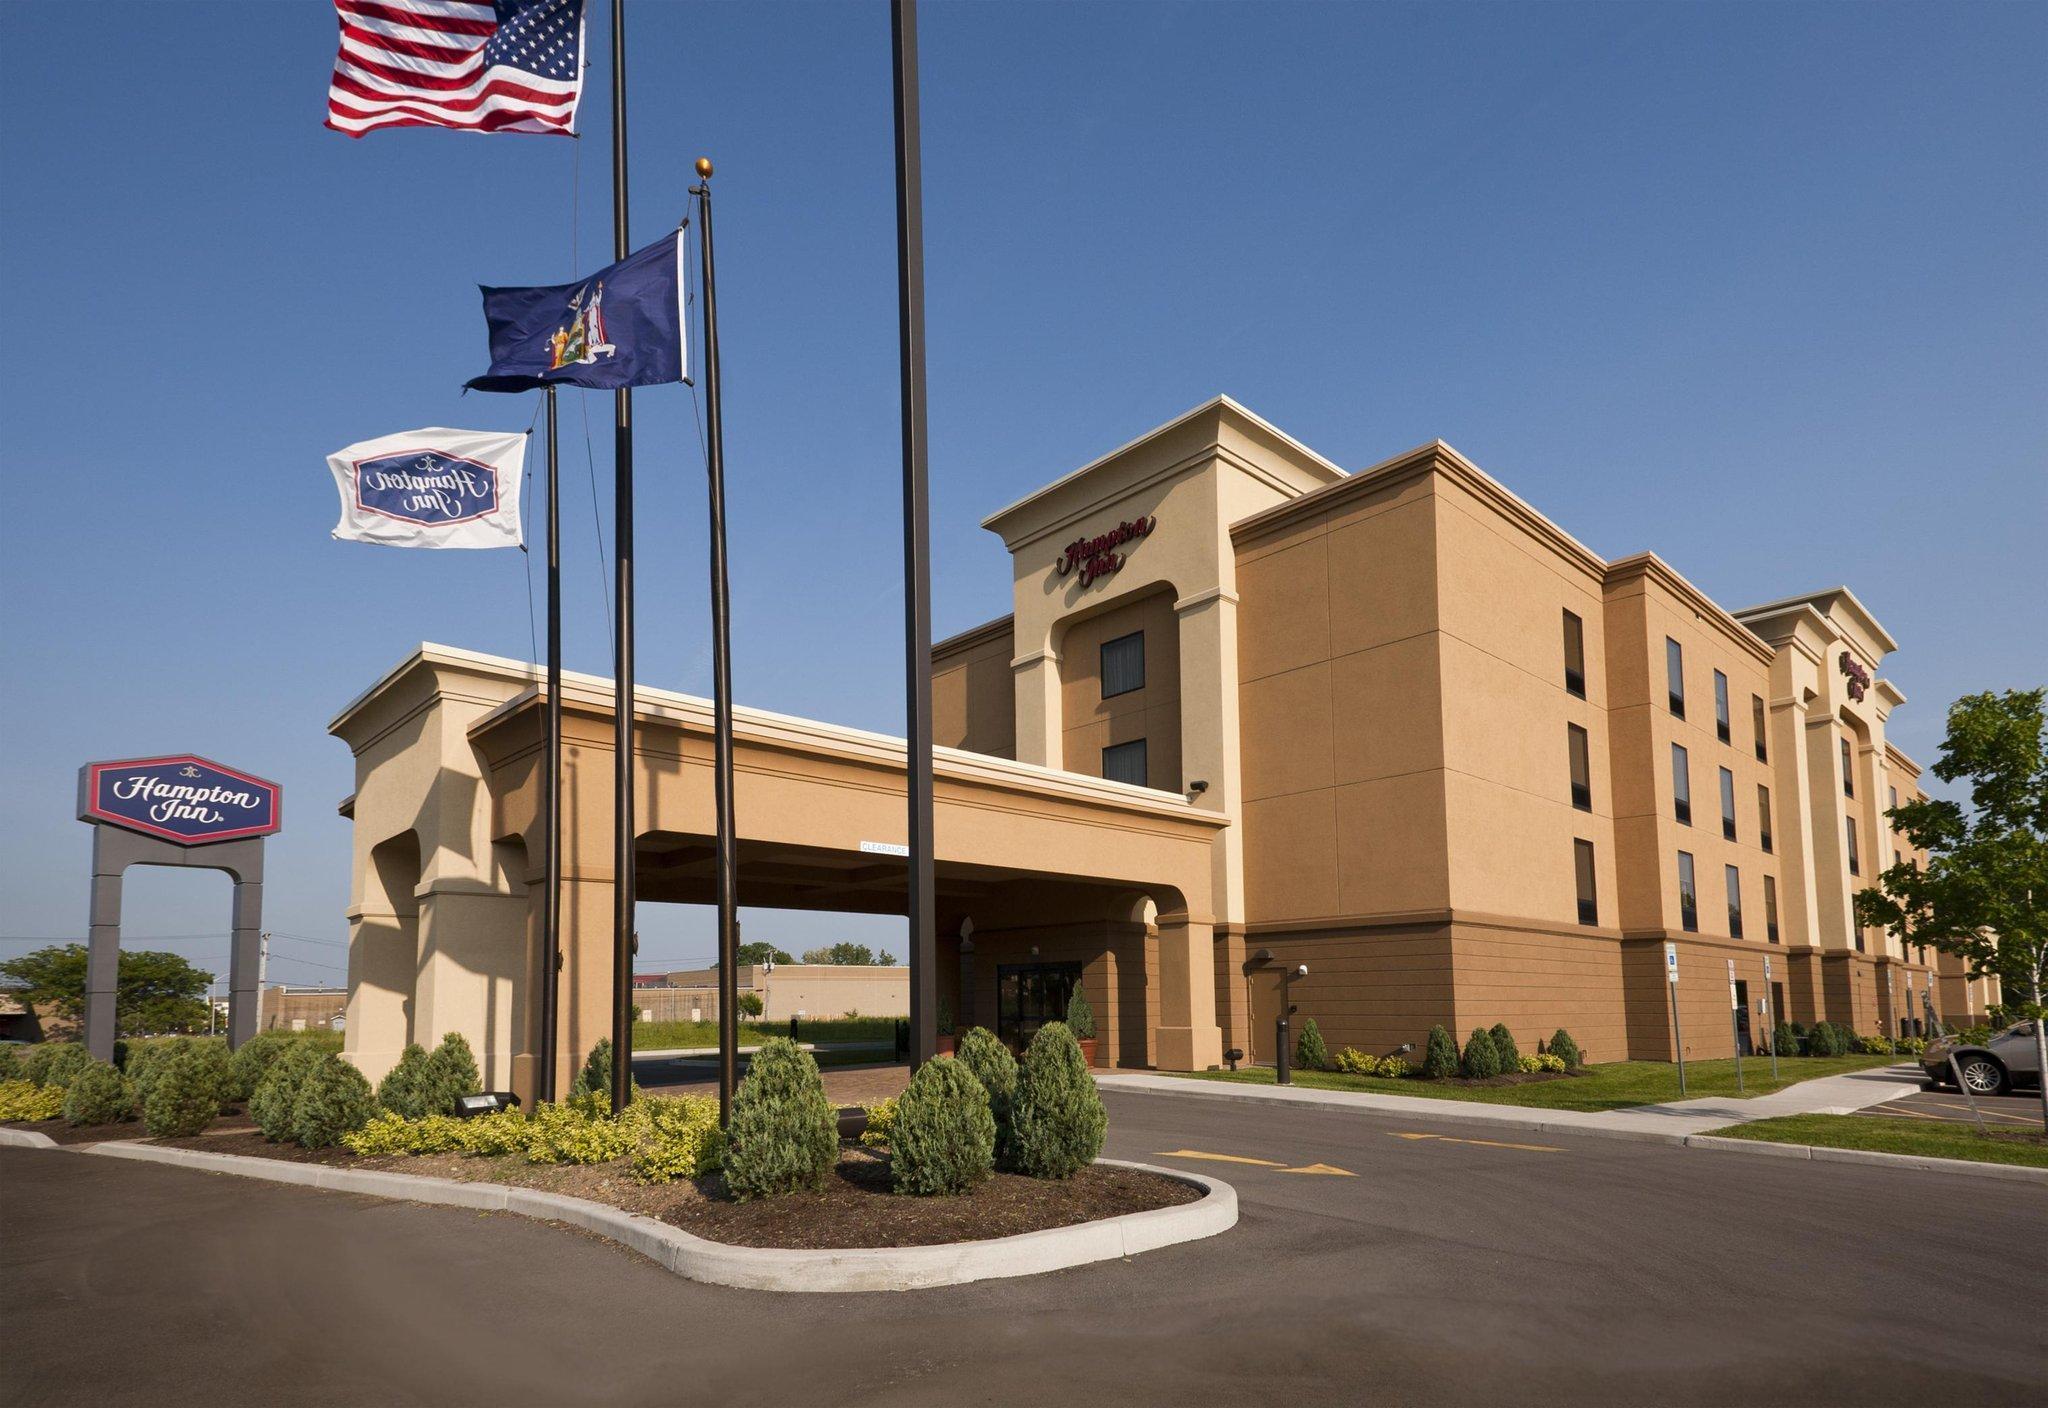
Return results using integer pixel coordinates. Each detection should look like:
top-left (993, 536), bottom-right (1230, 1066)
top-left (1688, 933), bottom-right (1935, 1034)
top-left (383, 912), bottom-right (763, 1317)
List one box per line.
top-left (326, 0), bottom-right (584, 138)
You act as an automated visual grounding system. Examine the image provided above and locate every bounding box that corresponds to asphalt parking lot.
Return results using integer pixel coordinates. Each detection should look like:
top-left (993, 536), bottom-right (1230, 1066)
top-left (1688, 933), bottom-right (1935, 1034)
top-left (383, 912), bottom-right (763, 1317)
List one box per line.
top-left (4, 1089), bottom-right (2044, 1408)
top-left (1854, 1083), bottom-right (2046, 1128)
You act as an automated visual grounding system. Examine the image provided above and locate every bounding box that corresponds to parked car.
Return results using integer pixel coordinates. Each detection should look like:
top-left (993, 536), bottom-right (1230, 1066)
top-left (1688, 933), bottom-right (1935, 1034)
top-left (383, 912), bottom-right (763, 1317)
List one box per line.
top-left (1921, 1021), bottom-right (2042, 1096)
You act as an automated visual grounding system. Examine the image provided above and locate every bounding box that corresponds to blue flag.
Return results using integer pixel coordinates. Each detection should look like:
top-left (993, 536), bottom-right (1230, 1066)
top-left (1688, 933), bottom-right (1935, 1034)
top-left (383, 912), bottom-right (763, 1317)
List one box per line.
top-left (467, 230), bottom-right (686, 393)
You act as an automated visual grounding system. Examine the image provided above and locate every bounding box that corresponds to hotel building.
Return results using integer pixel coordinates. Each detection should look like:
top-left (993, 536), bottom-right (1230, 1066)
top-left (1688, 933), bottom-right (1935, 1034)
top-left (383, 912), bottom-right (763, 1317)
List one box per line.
top-left (333, 398), bottom-right (1987, 1100)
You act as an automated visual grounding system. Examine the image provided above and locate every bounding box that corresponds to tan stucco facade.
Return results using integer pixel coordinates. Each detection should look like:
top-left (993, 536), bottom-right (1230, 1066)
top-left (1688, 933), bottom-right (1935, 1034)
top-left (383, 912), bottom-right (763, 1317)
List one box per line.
top-left (337, 395), bottom-right (1950, 1091)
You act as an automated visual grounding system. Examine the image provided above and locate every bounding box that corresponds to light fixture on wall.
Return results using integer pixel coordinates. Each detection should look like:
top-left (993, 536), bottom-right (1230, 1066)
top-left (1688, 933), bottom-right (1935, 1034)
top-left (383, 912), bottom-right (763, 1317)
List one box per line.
top-left (1186, 779), bottom-right (1209, 800)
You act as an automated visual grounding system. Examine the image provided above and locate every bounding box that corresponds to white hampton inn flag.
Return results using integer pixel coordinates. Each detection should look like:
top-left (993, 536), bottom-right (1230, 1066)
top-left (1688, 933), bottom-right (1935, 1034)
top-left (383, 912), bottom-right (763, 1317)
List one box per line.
top-left (327, 427), bottom-right (526, 549)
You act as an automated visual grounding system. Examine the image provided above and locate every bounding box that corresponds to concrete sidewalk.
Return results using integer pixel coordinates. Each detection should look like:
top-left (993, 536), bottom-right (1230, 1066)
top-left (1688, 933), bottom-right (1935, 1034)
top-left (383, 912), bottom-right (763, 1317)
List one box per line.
top-left (1097, 1061), bottom-right (1929, 1142)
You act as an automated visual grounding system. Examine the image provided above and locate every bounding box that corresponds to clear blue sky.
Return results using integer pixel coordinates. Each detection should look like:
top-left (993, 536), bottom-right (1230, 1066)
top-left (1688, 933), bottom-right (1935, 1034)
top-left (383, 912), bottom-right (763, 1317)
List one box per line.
top-left (2, 1), bottom-right (2042, 986)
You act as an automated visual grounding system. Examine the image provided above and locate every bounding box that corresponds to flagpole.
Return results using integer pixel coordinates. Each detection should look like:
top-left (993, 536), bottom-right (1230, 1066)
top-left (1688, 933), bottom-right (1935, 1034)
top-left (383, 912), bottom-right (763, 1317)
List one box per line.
top-left (892, 0), bottom-right (938, 1069)
top-left (608, 0), bottom-right (636, 1116)
top-left (691, 160), bottom-right (741, 1126)
top-left (540, 385), bottom-right (563, 1105)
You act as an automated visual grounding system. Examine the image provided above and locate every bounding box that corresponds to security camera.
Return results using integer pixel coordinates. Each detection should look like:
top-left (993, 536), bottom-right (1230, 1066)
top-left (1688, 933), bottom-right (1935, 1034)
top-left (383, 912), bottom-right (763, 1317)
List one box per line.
top-left (1187, 779), bottom-right (1209, 797)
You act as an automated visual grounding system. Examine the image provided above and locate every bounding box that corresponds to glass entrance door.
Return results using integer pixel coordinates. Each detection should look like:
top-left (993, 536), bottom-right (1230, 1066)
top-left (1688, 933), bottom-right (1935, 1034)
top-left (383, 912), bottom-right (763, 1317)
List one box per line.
top-left (1733, 979), bottom-right (1753, 1055)
top-left (996, 962), bottom-right (1082, 1050)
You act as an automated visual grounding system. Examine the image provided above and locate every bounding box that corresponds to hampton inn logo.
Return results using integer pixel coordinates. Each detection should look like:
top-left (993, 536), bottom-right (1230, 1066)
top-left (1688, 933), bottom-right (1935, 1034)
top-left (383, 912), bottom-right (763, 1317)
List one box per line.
top-left (353, 450), bottom-right (501, 527)
top-left (1055, 514), bottom-right (1157, 589)
top-left (1838, 651), bottom-right (1871, 702)
top-left (81, 755), bottom-right (281, 846)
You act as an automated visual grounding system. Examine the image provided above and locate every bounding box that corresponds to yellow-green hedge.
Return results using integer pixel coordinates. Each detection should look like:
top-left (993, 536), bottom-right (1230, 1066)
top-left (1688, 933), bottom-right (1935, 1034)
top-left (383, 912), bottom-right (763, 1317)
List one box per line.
top-left (0, 1080), bottom-right (67, 1122)
top-left (341, 1091), bottom-right (722, 1184)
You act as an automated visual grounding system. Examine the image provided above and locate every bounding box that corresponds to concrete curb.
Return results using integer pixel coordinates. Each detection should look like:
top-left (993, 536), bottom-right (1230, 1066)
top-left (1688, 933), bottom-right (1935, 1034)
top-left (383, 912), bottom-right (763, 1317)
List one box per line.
top-left (0, 1127), bottom-right (58, 1149)
top-left (75, 1141), bottom-right (1237, 1292)
top-left (1682, 1134), bottom-right (2048, 1185)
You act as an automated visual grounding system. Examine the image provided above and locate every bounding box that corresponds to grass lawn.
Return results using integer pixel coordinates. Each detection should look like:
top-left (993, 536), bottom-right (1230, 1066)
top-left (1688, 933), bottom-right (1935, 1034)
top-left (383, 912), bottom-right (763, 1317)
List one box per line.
top-left (1163, 1054), bottom-right (1901, 1112)
top-left (633, 1016), bottom-right (897, 1051)
top-left (1710, 1114), bottom-right (2048, 1169)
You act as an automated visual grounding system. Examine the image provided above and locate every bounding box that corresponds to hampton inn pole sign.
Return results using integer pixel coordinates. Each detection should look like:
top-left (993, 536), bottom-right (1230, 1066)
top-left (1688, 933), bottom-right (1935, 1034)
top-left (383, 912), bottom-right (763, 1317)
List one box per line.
top-left (1054, 513), bottom-right (1157, 589)
top-left (75, 755), bottom-right (283, 1060)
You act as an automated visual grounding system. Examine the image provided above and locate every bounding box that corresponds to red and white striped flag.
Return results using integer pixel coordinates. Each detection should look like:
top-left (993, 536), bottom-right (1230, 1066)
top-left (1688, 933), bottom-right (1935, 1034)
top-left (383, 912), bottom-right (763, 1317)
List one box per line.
top-left (325, 0), bottom-right (585, 139)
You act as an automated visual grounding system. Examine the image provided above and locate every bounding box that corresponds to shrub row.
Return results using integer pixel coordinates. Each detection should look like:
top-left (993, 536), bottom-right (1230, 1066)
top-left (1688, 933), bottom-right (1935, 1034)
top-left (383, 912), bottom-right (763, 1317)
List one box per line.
top-left (375, 1035), bottom-right (483, 1119)
top-left (1332, 1048), bottom-right (1412, 1078)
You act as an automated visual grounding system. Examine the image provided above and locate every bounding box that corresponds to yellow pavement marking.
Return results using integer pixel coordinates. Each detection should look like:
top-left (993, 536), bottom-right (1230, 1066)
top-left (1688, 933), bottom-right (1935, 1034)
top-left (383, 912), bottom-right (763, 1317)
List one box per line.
top-left (1277, 1162), bottom-right (1356, 1176)
top-left (1389, 1131), bottom-right (1563, 1153)
top-left (1153, 1149), bottom-right (1287, 1168)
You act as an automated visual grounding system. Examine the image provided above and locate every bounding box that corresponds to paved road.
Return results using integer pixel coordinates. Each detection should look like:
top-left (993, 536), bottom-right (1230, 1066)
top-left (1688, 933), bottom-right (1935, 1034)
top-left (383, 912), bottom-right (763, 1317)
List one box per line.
top-left (5, 1090), bottom-right (2043, 1408)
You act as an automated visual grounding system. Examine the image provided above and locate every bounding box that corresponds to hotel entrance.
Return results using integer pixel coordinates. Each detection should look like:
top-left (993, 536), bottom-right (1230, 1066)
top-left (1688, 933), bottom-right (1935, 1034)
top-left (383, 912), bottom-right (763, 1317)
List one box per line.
top-left (996, 962), bottom-right (1082, 1050)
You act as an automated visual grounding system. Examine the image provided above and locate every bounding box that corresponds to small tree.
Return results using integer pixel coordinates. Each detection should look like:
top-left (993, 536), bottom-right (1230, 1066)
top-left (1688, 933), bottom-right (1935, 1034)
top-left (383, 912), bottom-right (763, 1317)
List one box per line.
top-left (251, 1041), bottom-right (325, 1141)
top-left (890, 1057), bottom-right (995, 1196)
top-left (1546, 1028), bottom-right (1582, 1070)
top-left (426, 1033), bottom-right (482, 1112)
top-left (63, 1059), bottom-right (135, 1126)
top-left (1421, 1025), bottom-right (1460, 1079)
top-left (377, 1043), bottom-right (437, 1118)
top-left (1461, 1028), bottom-right (1503, 1080)
top-left (292, 1055), bottom-right (377, 1149)
top-left (1771, 1022), bottom-right (1801, 1058)
top-left (736, 991), bottom-right (765, 1018)
top-left (1856, 688), bottom-right (2048, 1130)
top-left (1010, 1022), bottom-right (1106, 1178)
top-left (228, 1031), bottom-right (293, 1102)
top-left (1064, 986), bottom-right (1096, 1041)
top-left (144, 1041), bottom-right (230, 1138)
top-left (0, 944), bottom-right (213, 1035)
top-left (723, 1038), bottom-right (837, 1200)
top-left (1294, 1017), bottom-right (1329, 1072)
top-left (574, 1037), bottom-right (615, 1098)
top-left (33, 1042), bottom-right (92, 1090)
top-left (953, 1026), bottom-right (1019, 1170)
top-left (1488, 1023), bottom-right (1521, 1069)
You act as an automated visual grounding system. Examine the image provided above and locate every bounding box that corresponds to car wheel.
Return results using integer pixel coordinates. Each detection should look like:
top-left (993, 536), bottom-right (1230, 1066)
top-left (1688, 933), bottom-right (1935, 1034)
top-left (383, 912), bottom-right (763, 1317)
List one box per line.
top-left (1955, 1056), bottom-right (2009, 1097)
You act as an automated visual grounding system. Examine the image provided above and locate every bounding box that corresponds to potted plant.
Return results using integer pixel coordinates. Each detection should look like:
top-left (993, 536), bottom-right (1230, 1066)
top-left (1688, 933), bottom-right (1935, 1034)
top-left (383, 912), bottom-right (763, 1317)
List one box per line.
top-left (935, 999), bottom-right (955, 1057)
top-left (1065, 987), bottom-right (1099, 1066)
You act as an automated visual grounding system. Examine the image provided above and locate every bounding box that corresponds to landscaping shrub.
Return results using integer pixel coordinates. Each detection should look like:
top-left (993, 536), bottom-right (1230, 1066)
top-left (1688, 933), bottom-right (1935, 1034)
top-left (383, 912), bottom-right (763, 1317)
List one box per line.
top-left (1333, 1048), bottom-right (1412, 1078)
top-left (251, 1040), bottom-right (326, 1141)
top-left (858, 1095), bottom-right (899, 1149)
top-left (1488, 1023), bottom-right (1521, 1069)
top-left (519, 1096), bottom-right (639, 1164)
top-left (1460, 1027), bottom-right (1503, 1080)
top-left (63, 1059), bottom-right (135, 1126)
top-left (1855, 1034), bottom-right (1895, 1056)
top-left (377, 1043), bottom-right (437, 1118)
top-left (0, 1080), bottom-right (66, 1122)
top-left (1011, 1021), bottom-right (1106, 1179)
top-left (127, 1040), bottom-right (179, 1107)
top-left (291, 1055), bottom-right (377, 1149)
top-left (144, 1041), bottom-right (231, 1138)
top-left (1064, 987), bottom-right (1096, 1041)
top-left (722, 1037), bottom-right (837, 1200)
top-left (890, 1056), bottom-right (996, 1196)
top-left (0, 1046), bottom-right (19, 1082)
top-left (629, 1095), bottom-right (724, 1184)
top-left (573, 1038), bottom-right (619, 1098)
top-left (1517, 1052), bottom-right (1567, 1074)
top-left (1896, 1036), bottom-right (1928, 1056)
top-left (1421, 1025), bottom-right (1460, 1079)
top-left (1771, 1022), bottom-right (1802, 1057)
top-left (737, 990), bottom-right (764, 1017)
top-left (15, 1043), bottom-right (59, 1086)
top-left (1546, 1029), bottom-right (1583, 1070)
top-left (1294, 1018), bottom-right (1330, 1072)
top-left (427, 1033), bottom-right (482, 1112)
top-left (34, 1043), bottom-right (91, 1090)
top-left (228, 1031), bottom-right (292, 1102)
top-left (1805, 1022), bottom-right (1849, 1058)
top-left (953, 1026), bottom-right (1019, 1169)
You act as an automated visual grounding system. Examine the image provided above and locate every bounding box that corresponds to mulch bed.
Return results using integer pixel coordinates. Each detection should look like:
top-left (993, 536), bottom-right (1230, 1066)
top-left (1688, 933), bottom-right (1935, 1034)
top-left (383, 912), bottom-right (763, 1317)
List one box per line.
top-left (120, 1130), bottom-right (1196, 1249)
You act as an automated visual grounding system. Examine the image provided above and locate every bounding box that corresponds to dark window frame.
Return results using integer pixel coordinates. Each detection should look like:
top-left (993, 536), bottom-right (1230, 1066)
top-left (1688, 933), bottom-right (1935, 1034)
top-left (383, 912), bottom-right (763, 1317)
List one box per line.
top-left (1574, 838), bottom-right (1598, 927)
top-left (1764, 874), bottom-right (1780, 944)
top-left (1102, 738), bottom-right (1148, 788)
top-left (1100, 630), bottom-right (1145, 700)
top-left (1666, 638), bottom-right (1686, 718)
top-left (1714, 670), bottom-right (1731, 744)
top-left (1671, 742), bottom-right (1692, 826)
top-left (1562, 610), bottom-right (1586, 698)
top-left (1846, 816), bottom-right (1860, 876)
top-left (1719, 767), bottom-right (1737, 842)
top-left (1678, 851), bottom-right (1699, 933)
top-left (1758, 783), bottom-right (1774, 854)
top-left (1725, 864), bottom-right (1744, 939)
top-left (1567, 724), bottom-right (1592, 812)
top-left (1752, 694), bottom-right (1768, 762)
top-left (1841, 736), bottom-right (1855, 797)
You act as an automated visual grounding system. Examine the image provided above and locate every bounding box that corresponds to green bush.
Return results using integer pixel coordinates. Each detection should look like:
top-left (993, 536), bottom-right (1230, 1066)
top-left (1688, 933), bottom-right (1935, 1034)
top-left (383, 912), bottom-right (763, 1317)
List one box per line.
top-left (228, 1032), bottom-right (294, 1101)
top-left (1011, 1022), bottom-right (1106, 1179)
top-left (1460, 1027), bottom-right (1503, 1080)
top-left (427, 1033), bottom-right (482, 1111)
top-left (1771, 1022), bottom-right (1802, 1057)
top-left (722, 1037), bottom-right (837, 1200)
top-left (144, 1041), bottom-right (230, 1138)
top-left (33, 1043), bottom-right (92, 1090)
top-left (629, 1096), bottom-right (724, 1184)
top-left (377, 1043), bottom-right (437, 1118)
top-left (952, 1027), bottom-right (1019, 1170)
top-left (1421, 1025), bottom-right (1460, 1079)
top-left (0, 1046), bottom-right (18, 1082)
top-left (0, 1080), bottom-right (66, 1121)
top-left (1294, 1017), bottom-right (1330, 1072)
top-left (291, 1055), bottom-right (377, 1149)
top-left (1518, 1052), bottom-right (1566, 1074)
top-left (1064, 986), bottom-right (1096, 1041)
top-left (573, 1038), bottom-right (616, 1097)
top-left (859, 1095), bottom-right (900, 1149)
top-left (1546, 1028), bottom-right (1583, 1070)
top-left (62, 1059), bottom-right (136, 1126)
top-left (1805, 1022), bottom-right (1850, 1058)
top-left (127, 1040), bottom-right (178, 1107)
top-left (1488, 1023), bottom-right (1521, 1069)
top-left (15, 1043), bottom-right (59, 1086)
top-left (1855, 1034), bottom-right (1895, 1056)
top-left (736, 991), bottom-right (764, 1017)
top-left (890, 1056), bottom-right (996, 1196)
top-left (251, 1041), bottom-right (326, 1141)
top-left (1334, 1047), bottom-right (1411, 1078)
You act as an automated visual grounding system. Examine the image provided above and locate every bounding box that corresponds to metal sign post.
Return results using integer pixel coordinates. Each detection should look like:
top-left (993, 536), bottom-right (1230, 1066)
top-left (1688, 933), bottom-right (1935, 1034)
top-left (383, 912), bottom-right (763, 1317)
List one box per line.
top-left (1726, 958), bottom-right (1743, 1093)
top-left (1762, 953), bottom-right (1778, 1082)
top-left (1664, 941), bottom-right (1686, 1095)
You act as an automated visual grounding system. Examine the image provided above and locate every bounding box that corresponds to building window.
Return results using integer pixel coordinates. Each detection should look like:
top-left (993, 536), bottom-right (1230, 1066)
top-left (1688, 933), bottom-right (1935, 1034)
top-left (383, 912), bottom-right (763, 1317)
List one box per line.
top-left (1562, 609), bottom-right (1586, 698)
top-left (1845, 817), bottom-right (1860, 875)
top-left (1678, 851), bottom-right (1698, 932)
top-left (1102, 739), bottom-right (1148, 787)
top-left (1666, 638), bottom-right (1685, 717)
top-left (1758, 784), bottom-right (1773, 854)
top-left (1764, 874), bottom-right (1780, 944)
top-left (996, 962), bottom-right (1082, 1049)
top-left (1888, 785), bottom-right (1898, 815)
top-left (1100, 630), bottom-right (1145, 699)
top-left (1725, 865), bottom-right (1744, 939)
top-left (1719, 767), bottom-right (1737, 842)
top-left (1574, 839), bottom-right (1598, 927)
top-left (1567, 725), bottom-right (1592, 811)
top-left (1841, 736), bottom-right (1854, 797)
top-left (1714, 671), bottom-right (1730, 744)
top-left (1671, 743), bottom-right (1691, 825)
top-left (1752, 694), bottom-right (1768, 762)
